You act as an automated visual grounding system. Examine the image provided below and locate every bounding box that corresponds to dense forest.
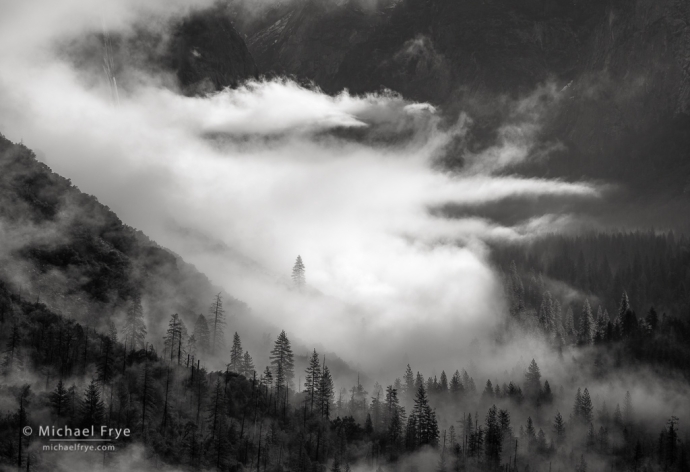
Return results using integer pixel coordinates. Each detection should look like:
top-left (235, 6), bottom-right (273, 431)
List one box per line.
top-left (2, 242), bottom-right (690, 472)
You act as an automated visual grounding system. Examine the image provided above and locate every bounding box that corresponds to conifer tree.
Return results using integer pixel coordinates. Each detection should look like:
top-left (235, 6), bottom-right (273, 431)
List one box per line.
top-left (564, 307), bottom-right (576, 340)
top-left (270, 330), bottom-right (295, 400)
top-left (482, 379), bottom-right (494, 399)
top-left (578, 299), bottom-right (596, 345)
top-left (439, 371), bottom-right (448, 393)
top-left (163, 314), bottom-right (187, 365)
top-left (524, 359), bottom-right (542, 399)
top-left (573, 388), bottom-right (583, 420)
top-left (292, 256), bottom-right (306, 290)
top-left (484, 405), bottom-right (502, 467)
top-left (580, 388), bottom-right (594, 424)
top-left (450, 370), bottom-right (464, 399)
top-left (403, 364), bottom-right (415, 401)
top-left (553, 412), bottom-right (566, 445)
top-left (122, 294), bottom-right (146, 352)
top-left (241, 351), bottom-right (254, 378)
top-left (2, 323), bottom-right (21, 372)
top-left (229, 332), bottom-right (243, 373)
top-left (81, 379), bottom-right (105, 427)
top-left (304, 349), bottom-right (322, 411)
top-left (193, 315), bottom-right (210, 356)
top-left (50, 379), bottom-right (69, 417)
top-left (107, 320), bottom-right (117, 344)
top-left (209, 294), bottom-right (226, 355)
top-left (319, 364), bottom-right (334, 418)
top-left (186, 334), bottom-right (197, 365)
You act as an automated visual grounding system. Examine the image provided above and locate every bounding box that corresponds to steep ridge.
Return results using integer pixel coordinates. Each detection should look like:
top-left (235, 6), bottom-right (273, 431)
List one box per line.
top-left (0, 133), bottom-right (248, 339)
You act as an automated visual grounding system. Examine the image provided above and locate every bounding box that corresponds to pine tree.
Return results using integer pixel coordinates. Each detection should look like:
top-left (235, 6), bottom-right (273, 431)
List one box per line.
top-left (122, 294), bottom-right (146, 352)
top-left (450, 370), bottom-right (464, 399)
top-left (50, 379), bottom-right (69, 417)
top-left (573, 388), bottom-right (583, 420)
top-left (2, 323), bottom-right (21, 372)
top-left (484, 405), bottom-right (502, 467)
top-left (163, 314), bottom-right (187, 365)
top-left (186, 334), bottom-right (197, 365)
top-left (524, 359), bottom-right (542, 400)
top-left (525, 417), bottom-right (536, 449)
top-left (304, 349), bottom-right (322, 412)
top-left (270, 330), bottom-right (295, 400)
top-left (564, 307), bottom-right (576, 340)
top-left (578, 299), bottom-right (595, 345)
top-left (439, 371), bottom-right (448, 393)
top-left (319, 364), bottom-right (334, 418)
top-left (538, 291), bottom-right (555, 335)
top-left (553, 412), bottom-right (566, 445)
top-left (482, 380), bottom-right (494, 399)
top-left (209, 294), bottom-right (226, 355)
top-left (81, 379), bottom-right (105, 427)
top-left (193, 315), bottom-right (210, 356)
top-left (241, 351), bottom-right (254, 378)
top-left (107, 320), bottom-right (117, 344)
top-left (292, 256), bottom-right (306, 290)
top-left (580, 388), bottom-right (593, 424)
top-left (403, 364), bottom-right (415, 401)
top-left (229, 332), bottom-right (243, 372)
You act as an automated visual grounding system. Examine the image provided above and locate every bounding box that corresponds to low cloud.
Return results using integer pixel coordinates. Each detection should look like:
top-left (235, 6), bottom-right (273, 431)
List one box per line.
top-left (0, 0), bottom-right (604, 374)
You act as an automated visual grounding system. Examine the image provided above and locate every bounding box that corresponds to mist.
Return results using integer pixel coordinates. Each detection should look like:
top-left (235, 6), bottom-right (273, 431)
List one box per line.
top-left (0, 0), bottom-right (611, 377)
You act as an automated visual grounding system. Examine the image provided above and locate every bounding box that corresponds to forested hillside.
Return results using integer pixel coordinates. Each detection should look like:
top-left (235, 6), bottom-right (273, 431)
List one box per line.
top-left (2, 264), bottom-right (690, 471)
top-left (0, 133), bottom-right (253, 354)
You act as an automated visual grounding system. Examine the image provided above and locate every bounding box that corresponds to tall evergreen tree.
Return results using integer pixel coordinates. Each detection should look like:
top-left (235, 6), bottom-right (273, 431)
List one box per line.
top-left (193, 315), bottom-right (210, 356)
top-left (524, 359), bottom-right (542, 400)
top-left (122, 294), bottom-right (146, 352)
top-left (578, 299), bottom-right (596, 345)
top-left (2, 323), bottom-right (21, 372)
top-left (229, 332), bottom-right (243, 373)
top-left (580, 388), bottom-right (594, 424)
top-left (292, 256), bottom-right (306, 290)
top-left (50, 379), bottom-right (68, 417)
top-left (270, 330), bottom-right (295, 399)
top-left (209, 294), bottom-right (226, 355)
top-left (304, 349), bottom-right (322, 412)
top-left (241, 351), bottom-right (254, 378)
top-left (484, 405), bottom-right (502, 468)
top-left (553, 411), bottom-right (566, 445)
top-left (163, 314), bottom-right (187, 365)
top-left (319, 364), bottom-right (334, 419)
top-left (80, 379), bottom-right (105, 427)
top-left (403, 364), bottom-right (415, 401)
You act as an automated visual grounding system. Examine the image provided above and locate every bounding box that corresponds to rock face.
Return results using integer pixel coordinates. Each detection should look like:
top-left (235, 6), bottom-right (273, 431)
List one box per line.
top-left (239, 0), bottom-right (690, 228)
top-left (169, 6), bottom-right (259, 95)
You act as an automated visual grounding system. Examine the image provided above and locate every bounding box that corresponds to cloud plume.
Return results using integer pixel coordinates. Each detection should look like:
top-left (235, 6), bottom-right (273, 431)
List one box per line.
top-left (0, 0), bottom-right (604, 374)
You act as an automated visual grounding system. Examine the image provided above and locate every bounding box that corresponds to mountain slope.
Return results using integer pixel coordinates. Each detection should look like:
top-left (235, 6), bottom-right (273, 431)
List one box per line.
top-left (0, 132), bottom-right (248, 341)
